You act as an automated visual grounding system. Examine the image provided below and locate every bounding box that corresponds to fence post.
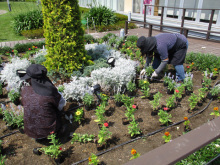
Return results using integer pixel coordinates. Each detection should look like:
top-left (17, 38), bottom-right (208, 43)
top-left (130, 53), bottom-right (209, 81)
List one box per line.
top-left (206, 9), bottom-right (215, 40)
top-left (180, 8), bottom-right (186, 34)
top-left (144, 5), bottom-right (147, 28)
top-left (125, 21), bottom-right (128, 35)
top-left (160, 7), bottom-right (164, 32)
top-left (148, 24), bottom-right (152, 37)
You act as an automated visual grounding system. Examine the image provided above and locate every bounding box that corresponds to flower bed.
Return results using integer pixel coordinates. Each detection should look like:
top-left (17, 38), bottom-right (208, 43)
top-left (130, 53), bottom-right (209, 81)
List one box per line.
top-left (0, 40), bottom-right (219, 164)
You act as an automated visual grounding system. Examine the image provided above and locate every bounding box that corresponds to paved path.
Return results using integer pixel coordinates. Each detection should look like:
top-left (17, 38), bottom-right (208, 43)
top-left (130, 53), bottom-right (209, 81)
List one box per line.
top-left (1, 27), bottom-right (220, 56)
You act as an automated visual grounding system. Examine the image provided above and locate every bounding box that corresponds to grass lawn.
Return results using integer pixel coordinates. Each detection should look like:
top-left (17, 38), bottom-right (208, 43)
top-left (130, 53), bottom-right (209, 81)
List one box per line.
top-left (0, 2), bottom-right (42, 42)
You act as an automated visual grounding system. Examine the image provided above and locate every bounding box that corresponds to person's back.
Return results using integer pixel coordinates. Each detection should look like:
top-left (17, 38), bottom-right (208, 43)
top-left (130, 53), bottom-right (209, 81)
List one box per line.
top-left (21, 85), bottom-right (61, 139)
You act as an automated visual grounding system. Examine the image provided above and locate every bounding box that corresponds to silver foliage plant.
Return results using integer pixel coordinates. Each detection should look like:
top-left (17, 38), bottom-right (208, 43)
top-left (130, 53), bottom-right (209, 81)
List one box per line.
top-left (0, 57), bottom-right (31, 91)
top-left (62, 48), bottom-right (137, 100)
top-left (85, 43), bottom-right (110, 59)
top-left (62, 76), bottom-right (93, 101)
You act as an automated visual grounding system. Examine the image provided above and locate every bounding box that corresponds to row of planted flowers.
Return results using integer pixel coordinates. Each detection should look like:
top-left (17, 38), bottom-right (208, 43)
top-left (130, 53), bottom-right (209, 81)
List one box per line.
top-left (0, 35), bottom-right (220, 164)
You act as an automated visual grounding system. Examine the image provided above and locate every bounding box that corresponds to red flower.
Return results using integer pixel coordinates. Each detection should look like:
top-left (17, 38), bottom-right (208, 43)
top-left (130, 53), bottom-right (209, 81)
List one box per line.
top-left (28, 48), bottom-right (31, 50)
top-left (35, 46), bottom-right (38, 48)
top-left (163, 107), bottom-right (169, 111)
top-left (59, 147), bottom-right (62, 150)
top-left (50, 131), bottom-right (54, 134)
top-left (184, 117), bottom-right (188, 121)
top-left (12, 50), bottom-right (14, 52)
top-left (186, 66), bottom-right (190, 69)
top-left (123, 43), bottom-right (125, 45)
top-left (132, 105), bottom-right (137, 109)
top-left (165, 132), bottom-right (170, 136)
top-left (104, 122), bottom-right (109, 127)
top-left (175, 89), bottom-right (179, 93)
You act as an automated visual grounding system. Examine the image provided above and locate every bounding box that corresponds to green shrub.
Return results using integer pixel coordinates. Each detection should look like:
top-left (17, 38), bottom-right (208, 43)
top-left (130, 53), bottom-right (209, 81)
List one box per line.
top-left (96, 21), bottom-right (137, 32)
top-left (13, 41), bottom-right (45, 53)
top-left (80, 7), bottom-right (90, 14)
top-left (0, 46), bottom-right (12, 55)
top-left (84, 5), bottom-right (118, 27)
top-left (102, 33), bottom-right (117, 42)
top-left (84, 34), bottom-right (97, 44)
top-left (126, 35), bottom-right (138, 42)
top-left (185, 52), bottom-right (220, 71)
top-left (42, 0), bottom-right (90, 74)
top-left (13, 9), bottom-right (43, 34)
top-left (21, 28), bottom-right (44, 39)
top-left (115, 13), bottom-right (128, 21)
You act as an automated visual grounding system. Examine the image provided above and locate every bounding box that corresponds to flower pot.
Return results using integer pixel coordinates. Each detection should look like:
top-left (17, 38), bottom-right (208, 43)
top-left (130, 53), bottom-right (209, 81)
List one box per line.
top-left (53, 157), bottom-right (62, 165)
top-left (184, 126), bottom-right (191, 133)
top-left (115, 101), bottom-right (123, 107)
top-left (19, 128), bottom-right (25, 134)
top-left (13, 98), bottom-right (20, 106)
top-left (96, 143), bottom-right (106, 151)
top-left (122, 117), bottom-right (130, 125)
top-left (197, 102), bottom-right (203, 107)
top-left (151, 110), bottom-right (159, 116)
top-left (176, 97), bottom-right (182, 102)
top-left (98, 124), bottom-right (103, 130)
top-left (7, 125), bottom-right (17, 130)
top-left (211, 76), bottom-right (217, 80)
top-left (85, 105), bottom-right (93, 111)
top-left (167, 89), bottom-right (174, 94)
top-left (163, 82), bottom-right (168, 87)
top-left (185, 89), bottom-right (192, 96)
top-left (33, 147), bottom-right (42, 156)
top-left (127, 91), bottom-right (136, 97)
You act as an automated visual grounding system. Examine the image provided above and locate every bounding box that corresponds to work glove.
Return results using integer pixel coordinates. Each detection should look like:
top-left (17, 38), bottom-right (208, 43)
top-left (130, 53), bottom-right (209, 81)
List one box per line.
top-left (140, 69), bottom-right (146, 76)
top-left (151, 71), bottom-right (158, 79)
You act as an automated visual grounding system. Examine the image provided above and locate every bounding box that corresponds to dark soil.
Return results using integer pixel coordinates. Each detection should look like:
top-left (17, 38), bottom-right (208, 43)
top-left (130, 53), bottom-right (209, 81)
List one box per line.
top-left (0, 69), bottom-right (219, 165)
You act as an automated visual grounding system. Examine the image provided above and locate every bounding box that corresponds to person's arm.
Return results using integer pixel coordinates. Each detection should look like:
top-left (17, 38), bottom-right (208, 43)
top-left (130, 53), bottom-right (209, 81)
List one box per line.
top-left (58, 92), bottom-right (66, 111)
top-left (151, 58), bottom-right (168, 78)
top-left (145, 55), bottom-right (153, 68)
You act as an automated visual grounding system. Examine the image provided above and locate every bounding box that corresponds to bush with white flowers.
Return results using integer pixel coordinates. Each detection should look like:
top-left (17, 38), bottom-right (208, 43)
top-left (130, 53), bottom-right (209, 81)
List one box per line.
top-left (0, 57), bottom-right (30, 91)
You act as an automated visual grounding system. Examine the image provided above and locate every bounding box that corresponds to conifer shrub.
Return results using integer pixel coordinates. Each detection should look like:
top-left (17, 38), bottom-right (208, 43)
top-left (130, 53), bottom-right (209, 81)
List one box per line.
top-left (41, 0), bottom-right (91, 74)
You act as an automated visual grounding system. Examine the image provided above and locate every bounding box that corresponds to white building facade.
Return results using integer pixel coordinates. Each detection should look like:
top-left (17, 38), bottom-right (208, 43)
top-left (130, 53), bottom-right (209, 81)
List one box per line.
top-left (79, 0), bottom-right (220, 25)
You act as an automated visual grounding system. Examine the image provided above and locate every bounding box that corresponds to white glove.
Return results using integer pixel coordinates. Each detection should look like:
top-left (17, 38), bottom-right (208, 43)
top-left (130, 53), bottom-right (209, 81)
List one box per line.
top-left (151, 71), bottom-right (158, 78)
top-left (140, 69), bottom-right (146, 75)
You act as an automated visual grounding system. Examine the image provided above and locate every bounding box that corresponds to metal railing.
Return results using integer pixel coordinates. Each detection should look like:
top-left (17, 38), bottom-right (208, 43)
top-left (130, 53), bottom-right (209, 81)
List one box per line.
top-left (125, 5), bottom-right (220, 41)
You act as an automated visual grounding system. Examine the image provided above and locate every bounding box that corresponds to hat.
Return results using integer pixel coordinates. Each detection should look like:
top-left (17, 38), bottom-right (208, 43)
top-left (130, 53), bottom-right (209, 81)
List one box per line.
top-left (21, 64), bottom-right (59, 96)
top-left (136, 36), bottom-right (157, 55)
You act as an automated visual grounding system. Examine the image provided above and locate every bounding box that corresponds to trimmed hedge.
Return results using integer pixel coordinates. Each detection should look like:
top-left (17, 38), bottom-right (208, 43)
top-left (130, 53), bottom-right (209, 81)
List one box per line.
top-left (21, 28), bottom-right (44, 39)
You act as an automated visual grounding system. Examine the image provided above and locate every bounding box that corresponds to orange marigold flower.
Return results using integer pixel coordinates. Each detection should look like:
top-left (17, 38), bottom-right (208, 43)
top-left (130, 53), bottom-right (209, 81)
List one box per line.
top-left (214, 107), bottom-right (219, 111)
top-left (191, 62), bottom-right (194, 65)
top-left (131, 149), bottom-right (136, 155)
top-left (214, 68), bottom-right (218, 71)
top-left (165, 132), bottom-right (170, 136)
top-left (184, 117), bottom-right (188, 121)
top-left (88, 157), bottom-right (92, 162)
